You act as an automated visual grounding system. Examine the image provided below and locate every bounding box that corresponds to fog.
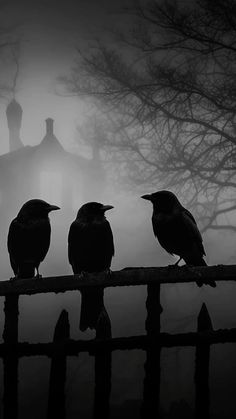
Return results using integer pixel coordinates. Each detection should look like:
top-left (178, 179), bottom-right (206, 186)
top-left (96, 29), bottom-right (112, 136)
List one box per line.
top-left (0, 184), bottom-right (236, 417)
top-left (0, 1), bottom-right (235, 418)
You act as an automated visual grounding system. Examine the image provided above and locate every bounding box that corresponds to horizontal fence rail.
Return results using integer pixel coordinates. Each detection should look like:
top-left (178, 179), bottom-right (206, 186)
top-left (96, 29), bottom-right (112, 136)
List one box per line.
top-left (0, 328), bottom-right (236, 357)
top-left (0, 264), bottom-right (235, 296)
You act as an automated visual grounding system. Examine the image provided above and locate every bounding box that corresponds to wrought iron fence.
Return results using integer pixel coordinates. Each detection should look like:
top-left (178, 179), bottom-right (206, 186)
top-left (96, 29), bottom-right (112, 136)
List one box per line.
top-left (0, 265), bottom-right (235, 419)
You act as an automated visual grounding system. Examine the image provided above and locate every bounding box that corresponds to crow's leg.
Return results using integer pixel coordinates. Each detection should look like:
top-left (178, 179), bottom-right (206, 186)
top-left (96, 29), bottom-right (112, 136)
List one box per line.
top-left (168, 257), bottom-right (182, 268)
top-left (35, 267), bottom-right (42, 279)
top-left (175, 257), bottom-right (182, 265)
top-left (10, 276), bottom-right (18, 281)
top-left (104, 268), bottom-right (112, 275)
top-left (78, 271), bottom-right (88, 279)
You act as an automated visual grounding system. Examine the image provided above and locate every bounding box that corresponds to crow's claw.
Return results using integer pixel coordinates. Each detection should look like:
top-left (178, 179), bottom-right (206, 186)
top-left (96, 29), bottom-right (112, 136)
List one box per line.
top-left (79, 271), bottom-right (88, 279)
top-left (104, 268), bottom-right (112, 275)
top-left (196, 280), bottom-right (203, 287)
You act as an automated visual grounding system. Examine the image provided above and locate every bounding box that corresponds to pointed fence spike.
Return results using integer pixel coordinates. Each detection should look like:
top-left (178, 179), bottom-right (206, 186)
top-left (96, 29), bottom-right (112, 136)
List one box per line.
top-left (197, 303), bottom-right (213, 332)
top-left (53, 309), bottom-right (70, 342)
top-left (195, 303), bottom-right (213, 419)
top-left (47, 309), bottom-right (70, 419)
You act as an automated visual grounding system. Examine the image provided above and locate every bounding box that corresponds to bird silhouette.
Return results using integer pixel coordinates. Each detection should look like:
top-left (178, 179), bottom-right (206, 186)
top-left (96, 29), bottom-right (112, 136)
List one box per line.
top-left (141, 190), bottom-right (216, 287)
top-left (68, 202), bottom-right (114, 332)
top-left (8, 199), bottom-right (60, 279)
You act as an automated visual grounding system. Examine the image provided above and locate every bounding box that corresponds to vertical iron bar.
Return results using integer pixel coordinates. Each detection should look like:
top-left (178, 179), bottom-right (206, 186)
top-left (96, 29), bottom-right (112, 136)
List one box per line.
top-left (47, 309), bottom-right (70, 419)
top-left (195, 303), bottom-right (213, 419)
top-left (3, 294), bottom-right (19, 419)
top-left (141, 283), bottom-right (162, 418)
top-left (93, 301), bottom-right (112, 419)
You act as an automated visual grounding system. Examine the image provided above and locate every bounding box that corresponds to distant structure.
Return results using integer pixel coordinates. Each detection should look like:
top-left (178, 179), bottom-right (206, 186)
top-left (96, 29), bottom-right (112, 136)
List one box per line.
top-left (6, 99), bottom-right (24, 152)
top-left (0, 101), bottom-right (106, 231)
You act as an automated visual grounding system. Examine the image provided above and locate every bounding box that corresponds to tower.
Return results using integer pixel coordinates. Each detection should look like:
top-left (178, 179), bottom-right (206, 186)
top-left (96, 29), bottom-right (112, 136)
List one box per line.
top-left (45, 117), bottom-right (54, 136)
top-left (6, 99), bottom-right (24, 152)
top-left (41, 118), bottom-right (63, 150)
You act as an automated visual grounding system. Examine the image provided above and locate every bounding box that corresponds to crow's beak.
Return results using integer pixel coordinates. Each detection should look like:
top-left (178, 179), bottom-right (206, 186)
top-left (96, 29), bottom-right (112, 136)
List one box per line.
top-left (141, 194), bottom-right (152, 201)
top-left (48, 205), bottom-right (60, 212)
top-left (102, 205), bottom-right (114, 212)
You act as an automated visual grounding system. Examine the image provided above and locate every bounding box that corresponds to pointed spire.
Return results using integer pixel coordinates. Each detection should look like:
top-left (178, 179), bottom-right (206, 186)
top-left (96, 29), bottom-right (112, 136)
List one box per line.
top-left (6, 99), bottom-right (23, 152)
top-left (6, 99), bottom-right (22, 130)
top-left (45, 118), bottom-right (54, 136)
top-left (40, 117), bottom-right (64, 151)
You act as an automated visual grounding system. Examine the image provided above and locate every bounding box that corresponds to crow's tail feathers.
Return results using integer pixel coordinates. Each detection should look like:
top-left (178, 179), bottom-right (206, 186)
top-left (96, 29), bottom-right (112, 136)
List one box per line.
top-left (195, 259), bottom-right (216, 288)
top-left (79, 288), bottom-right (105, 332)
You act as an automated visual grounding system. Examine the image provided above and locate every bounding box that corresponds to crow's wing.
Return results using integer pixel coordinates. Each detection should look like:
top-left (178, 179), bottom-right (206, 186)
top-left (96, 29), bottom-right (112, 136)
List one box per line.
top-left (68, 219), bottom-right (114, 273)
top-left (8, 217), bottom-right (51, 272)
top-left (181, 208), bottom-right (206, 256)
top-left (152, 207), bottom-right (205, 257)
top-left (7, 219), bottom-right (19, 274)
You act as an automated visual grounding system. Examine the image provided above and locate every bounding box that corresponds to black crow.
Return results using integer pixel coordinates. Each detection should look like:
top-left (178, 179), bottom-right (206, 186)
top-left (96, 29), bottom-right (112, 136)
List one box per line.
top-left (141, 190), bottom-right (216, 287)
top-left (8, 199), bottom-right (60, 279)
top-left (68, 202), bottom-right (114, 332)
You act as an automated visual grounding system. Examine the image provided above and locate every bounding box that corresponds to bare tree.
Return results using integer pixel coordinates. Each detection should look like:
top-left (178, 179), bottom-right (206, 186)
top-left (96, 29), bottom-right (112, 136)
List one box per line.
top-left (60, 0), bottom-right (236, 232)
top-left (0, 5), bottom-right (21, 99)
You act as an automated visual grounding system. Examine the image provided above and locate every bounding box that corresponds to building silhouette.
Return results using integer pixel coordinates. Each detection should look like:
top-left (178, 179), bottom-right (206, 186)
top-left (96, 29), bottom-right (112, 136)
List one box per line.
top-left (0, 99), bottom-right (106, 276)
top-left (0, 99), bottom-right (106, 216)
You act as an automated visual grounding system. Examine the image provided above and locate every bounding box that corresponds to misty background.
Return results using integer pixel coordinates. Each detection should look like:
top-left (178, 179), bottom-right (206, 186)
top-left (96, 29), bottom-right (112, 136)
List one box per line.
top-left (0, 0), bottom-right (235, 418)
